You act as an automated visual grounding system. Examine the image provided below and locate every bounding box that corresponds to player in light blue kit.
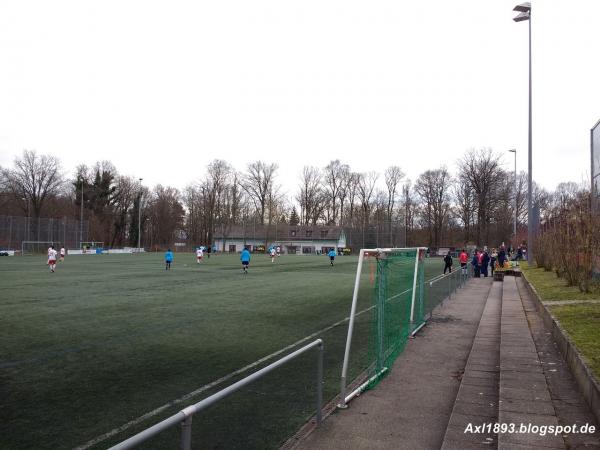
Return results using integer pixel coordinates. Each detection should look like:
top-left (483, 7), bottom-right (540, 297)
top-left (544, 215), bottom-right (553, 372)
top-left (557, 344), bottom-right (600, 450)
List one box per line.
top-left (165, 248), bottom-right (173, 270)
top-left (328, 249), bottom-right (337, 266)
top-left (240, 247), bottom-right (251, 274)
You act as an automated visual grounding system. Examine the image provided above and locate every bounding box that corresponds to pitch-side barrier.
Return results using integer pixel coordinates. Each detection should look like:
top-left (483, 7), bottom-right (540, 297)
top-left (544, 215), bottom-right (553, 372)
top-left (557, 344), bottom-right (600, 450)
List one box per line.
top-left (109, 339), bottom-right (324, 450)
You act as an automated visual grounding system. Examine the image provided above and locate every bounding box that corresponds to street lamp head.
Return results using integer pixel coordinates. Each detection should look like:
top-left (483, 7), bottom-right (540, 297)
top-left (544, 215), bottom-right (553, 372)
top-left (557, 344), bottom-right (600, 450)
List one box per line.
top-left (513, 2), bottom-right (531, 13)
top-left (513, 11), bottom-right (530, 22)
top-left (508, 149), bottom-right (516, 153)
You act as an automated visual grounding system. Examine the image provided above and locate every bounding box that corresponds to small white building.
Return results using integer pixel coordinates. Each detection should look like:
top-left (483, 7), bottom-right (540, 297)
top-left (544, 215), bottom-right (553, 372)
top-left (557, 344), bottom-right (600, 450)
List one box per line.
top-left (213, 224), bottom-right (346, 254)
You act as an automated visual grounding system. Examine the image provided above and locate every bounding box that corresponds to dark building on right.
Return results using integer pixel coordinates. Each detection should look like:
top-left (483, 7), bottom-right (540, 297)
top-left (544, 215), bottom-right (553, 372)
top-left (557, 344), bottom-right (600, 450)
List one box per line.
top-left (592, 119), bottom-right (600, 276)
top-left (592, 119), bottom-right (600, 214)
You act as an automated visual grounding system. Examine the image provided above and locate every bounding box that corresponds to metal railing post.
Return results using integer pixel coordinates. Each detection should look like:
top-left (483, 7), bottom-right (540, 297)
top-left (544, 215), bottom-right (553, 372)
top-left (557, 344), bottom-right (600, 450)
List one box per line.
top-left (316, 342), bottom-right (323, 425)
top-left (181, 415), bottom-right (192, 450)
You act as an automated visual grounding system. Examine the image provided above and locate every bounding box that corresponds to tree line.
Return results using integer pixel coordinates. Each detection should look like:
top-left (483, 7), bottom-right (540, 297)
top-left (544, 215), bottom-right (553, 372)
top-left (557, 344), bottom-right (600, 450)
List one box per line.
top-left (0, 148), bottom-right (590, 250)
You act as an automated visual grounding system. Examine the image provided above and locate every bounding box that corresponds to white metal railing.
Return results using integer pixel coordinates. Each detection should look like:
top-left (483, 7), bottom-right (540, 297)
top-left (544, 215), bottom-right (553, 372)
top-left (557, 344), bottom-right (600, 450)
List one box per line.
top-left (109, 339), bottom-right (324, 450)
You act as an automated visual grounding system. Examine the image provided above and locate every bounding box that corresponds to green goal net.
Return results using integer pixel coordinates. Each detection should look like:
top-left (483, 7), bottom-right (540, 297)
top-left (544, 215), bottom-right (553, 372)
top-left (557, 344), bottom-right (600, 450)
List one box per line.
top-left (339, 248), bottom-right (426, 407)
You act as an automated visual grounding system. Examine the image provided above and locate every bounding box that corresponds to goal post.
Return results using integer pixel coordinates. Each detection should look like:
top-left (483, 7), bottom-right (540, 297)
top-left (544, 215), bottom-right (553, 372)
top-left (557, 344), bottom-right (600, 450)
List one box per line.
top-left (21, 241), bottom-right (61, 255)
top-left (80, 241), bottom-right (104, 250)
top-left (338, 247), bottom-right (426, 408)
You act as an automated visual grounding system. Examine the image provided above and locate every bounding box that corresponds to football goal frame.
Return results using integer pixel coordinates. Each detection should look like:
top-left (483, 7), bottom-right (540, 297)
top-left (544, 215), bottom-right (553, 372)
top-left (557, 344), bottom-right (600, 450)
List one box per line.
top-left (21, 241), bottom-right (61, 255)
top-left (80, 241), bottom-right (104, 249)
top-left (338, 247), bottom-right (427, 409)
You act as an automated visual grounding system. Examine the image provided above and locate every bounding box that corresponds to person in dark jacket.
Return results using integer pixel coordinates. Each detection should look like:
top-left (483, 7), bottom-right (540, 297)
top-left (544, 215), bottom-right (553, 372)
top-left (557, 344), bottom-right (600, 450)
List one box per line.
top-left (498, 247), bottom-right (506, 268)
top-left (490, 249), bottom-right (498, 276)
top-left (472, 251), bottom-right (480, 277)
top-left (443, 251), bottom-right (453, 274)
top-left (481, 251), bottom-right (490, 277)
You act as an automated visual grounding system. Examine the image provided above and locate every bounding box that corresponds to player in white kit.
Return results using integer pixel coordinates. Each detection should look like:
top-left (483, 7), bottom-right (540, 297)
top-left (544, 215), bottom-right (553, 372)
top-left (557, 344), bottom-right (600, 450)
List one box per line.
top-left (47, 246), bottom-right (58, 273)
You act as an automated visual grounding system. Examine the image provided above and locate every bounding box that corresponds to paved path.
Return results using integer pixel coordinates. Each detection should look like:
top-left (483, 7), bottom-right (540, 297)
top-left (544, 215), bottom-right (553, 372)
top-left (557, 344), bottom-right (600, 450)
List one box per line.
top-left (441, 281), bottom-right (502, 449)
top-left (291, 278), bottom-right (493, 450)
top-left (498, 276), bottom-right (564, 449)
top-left (287, 276), bottom-right (600, 450)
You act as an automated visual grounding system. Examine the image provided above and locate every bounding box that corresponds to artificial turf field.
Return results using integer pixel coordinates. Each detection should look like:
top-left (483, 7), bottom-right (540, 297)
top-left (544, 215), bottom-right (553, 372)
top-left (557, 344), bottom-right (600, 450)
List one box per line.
top-left (1, 252), bottom-right (443, 449)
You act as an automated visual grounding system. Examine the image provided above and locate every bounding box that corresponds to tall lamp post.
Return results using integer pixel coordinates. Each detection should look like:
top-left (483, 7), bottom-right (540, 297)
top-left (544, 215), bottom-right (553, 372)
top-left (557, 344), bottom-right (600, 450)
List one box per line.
top-left (79, 176), bottom-right (84, 248)
top-left (508, 149), bottom-right (517, 242)
top-left (138, 178), bottom-right (143, 251)
top-left (513, 2), bottom-right (533, 263)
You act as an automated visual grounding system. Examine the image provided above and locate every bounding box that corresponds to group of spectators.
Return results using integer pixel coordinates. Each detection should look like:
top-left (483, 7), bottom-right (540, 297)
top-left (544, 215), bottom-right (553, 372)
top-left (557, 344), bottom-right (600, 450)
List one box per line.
top-left (443, 245), bottom-right (526, 278)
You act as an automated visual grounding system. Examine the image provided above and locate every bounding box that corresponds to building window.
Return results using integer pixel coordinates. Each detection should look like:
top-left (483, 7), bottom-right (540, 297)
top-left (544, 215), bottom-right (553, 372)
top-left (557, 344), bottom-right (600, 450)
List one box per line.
top-left (290, 230), bottom-right (296, 237)
top-left (306, 230), bottom-right (312, 237)
top-left (321, 230), bottom-right (328, 238)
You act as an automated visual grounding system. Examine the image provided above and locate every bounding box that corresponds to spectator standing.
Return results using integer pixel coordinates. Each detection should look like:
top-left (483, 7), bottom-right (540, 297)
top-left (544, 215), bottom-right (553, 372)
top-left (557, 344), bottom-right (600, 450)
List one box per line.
top-left (459, 249), bottom-right (469, 276)
top-left (443, 251), bottom-right (453, 274)
top-left (472, 251), bottom-right (480, 277)
top-left (481, 250), bottom-right (490, 277)
top-left (498, 247), bottom-right (507, 268)
top-left (490, 249), bottom-right (498, 276)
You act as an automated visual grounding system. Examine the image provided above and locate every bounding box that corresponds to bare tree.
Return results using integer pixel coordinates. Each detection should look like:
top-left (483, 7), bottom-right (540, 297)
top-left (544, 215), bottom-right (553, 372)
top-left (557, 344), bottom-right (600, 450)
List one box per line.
top-left (146, 185), bottom-right (185, 249)
top-left (323, 160), bottom-right (349, 225)
top-left (205, 159), bottom-right (231, 244)
top-left (384, 165), bottom-right (404, 246)
top-left (414, 168), bottom-right (452, 247)
top-left (296, 166), bottom-right (324, 225)
top-left (401, 181), bottom-right (416, 246)
top-left (357, 172), bottom-right (379, 248)
top-left (458, 149), bottom-right (504, 245)
top-left (110, 176), bottom-right (138, 247)
top-left (2, 150), bottom-right (63, 219)
top-left (452, 177), bottom-right (475, 243)
top-left (337, 165), bottom-right (352, 226)
top-left (243, 161), bottom-right (278, 225)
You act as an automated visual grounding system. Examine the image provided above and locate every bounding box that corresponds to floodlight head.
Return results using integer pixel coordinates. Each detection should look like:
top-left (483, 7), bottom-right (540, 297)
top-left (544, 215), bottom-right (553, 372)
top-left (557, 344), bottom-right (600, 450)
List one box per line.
top-left (513, 11), bottom-right (530, 22)
top-left (513, 2), bottom-right (531, 13)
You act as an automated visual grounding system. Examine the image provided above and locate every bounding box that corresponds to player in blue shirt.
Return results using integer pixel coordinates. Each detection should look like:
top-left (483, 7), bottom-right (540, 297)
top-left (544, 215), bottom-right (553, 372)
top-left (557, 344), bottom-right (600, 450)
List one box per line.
top-left (328, 249), bottom-right (337, 266)
top-left (240, 248), bottom-right (251, 274)
top-left (165, 249), bottom-right (173, 270)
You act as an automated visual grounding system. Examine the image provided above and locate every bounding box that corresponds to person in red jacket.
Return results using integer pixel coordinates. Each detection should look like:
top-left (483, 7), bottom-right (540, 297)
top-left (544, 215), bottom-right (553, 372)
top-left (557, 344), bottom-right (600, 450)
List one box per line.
top-left (459, 249), bottom-right (469, 275)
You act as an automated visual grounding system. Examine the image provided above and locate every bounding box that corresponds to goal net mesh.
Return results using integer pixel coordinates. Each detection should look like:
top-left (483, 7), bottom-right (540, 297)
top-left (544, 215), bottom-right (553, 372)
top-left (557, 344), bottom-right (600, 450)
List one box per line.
top-left (364, 249), bottom-right (425, 389)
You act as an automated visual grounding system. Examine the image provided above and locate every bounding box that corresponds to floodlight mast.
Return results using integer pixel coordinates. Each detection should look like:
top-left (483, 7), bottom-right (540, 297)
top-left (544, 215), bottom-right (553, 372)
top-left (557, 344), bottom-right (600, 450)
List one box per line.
top-left (513, 2), bottom-right (533, 263)
top-left (508, 149), bottom-right (517, 241)
top-left (138, 178), bottom-right (143, 251)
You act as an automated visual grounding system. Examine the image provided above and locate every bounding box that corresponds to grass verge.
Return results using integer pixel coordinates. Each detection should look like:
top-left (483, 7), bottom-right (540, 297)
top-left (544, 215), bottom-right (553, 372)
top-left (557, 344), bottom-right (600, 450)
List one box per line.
top-left (520, 262), bottom-right (599, 301)
top-left (547, 304), bottom-right (600, 379)
top-left (521, 262), bottom-right (600, 379)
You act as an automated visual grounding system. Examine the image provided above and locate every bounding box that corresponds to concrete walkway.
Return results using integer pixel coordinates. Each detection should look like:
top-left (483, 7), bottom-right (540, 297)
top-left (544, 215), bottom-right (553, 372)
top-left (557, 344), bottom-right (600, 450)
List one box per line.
top-left (440, 281), bottom-right (502, 449)
top-left (498, 276), bottom-right (564, 449)
top-left (291, 278), bottom-right (493, 450)
top-left (287, 275), bottom-right (600, 450)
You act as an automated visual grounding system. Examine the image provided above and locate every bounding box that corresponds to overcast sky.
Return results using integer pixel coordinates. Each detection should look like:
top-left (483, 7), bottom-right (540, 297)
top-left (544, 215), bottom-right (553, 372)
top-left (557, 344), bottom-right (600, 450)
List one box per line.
top-left (1, 1), bottom-right (598, 199)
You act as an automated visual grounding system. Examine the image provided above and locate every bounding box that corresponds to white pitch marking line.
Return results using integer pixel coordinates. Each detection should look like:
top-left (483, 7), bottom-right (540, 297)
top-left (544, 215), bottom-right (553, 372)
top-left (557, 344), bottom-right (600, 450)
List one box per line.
top-left (76, 282), bottom-right (423, 449)
top-left (76, 305), bottom-right (371, 449)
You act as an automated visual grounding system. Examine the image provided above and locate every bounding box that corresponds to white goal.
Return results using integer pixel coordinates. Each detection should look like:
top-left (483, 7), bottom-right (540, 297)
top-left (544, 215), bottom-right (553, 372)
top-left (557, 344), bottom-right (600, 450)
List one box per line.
top-left (21, 241), bottom-right (61, 255)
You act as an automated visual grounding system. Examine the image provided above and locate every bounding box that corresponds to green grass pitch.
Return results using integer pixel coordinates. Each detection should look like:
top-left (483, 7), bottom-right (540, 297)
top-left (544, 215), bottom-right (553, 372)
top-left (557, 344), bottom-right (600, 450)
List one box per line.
top-left (0, 252), bottom-right (444, 449)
